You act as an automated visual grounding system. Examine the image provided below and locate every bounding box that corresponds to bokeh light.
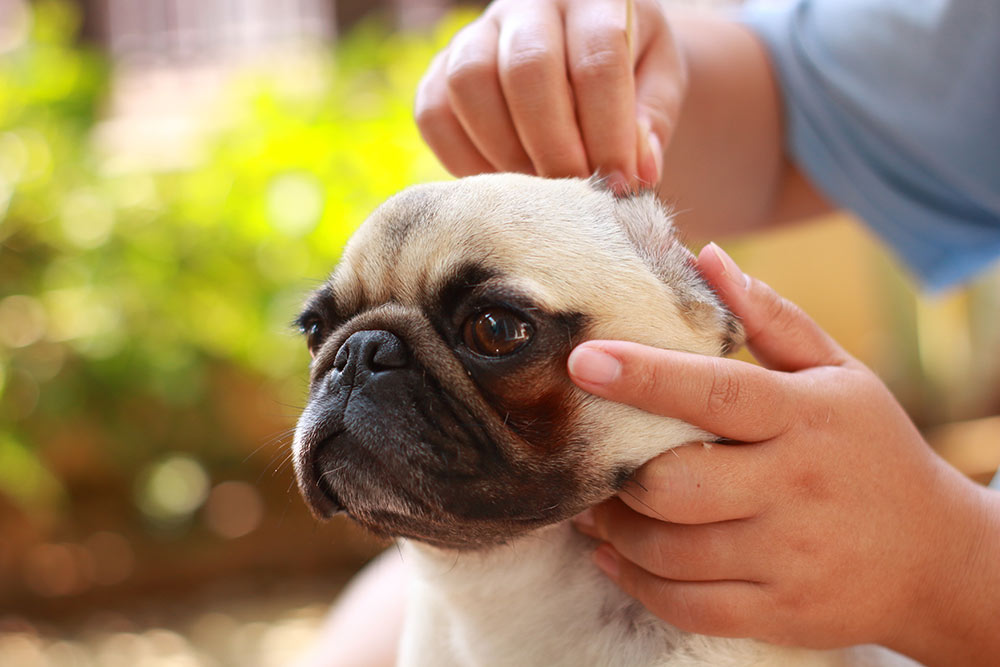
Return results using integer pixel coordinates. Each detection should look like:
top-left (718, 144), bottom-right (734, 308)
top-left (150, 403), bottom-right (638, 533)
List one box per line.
top-left (21, 542), bottom-right (92, 597)
top-left (0, 433), bottom-right (62, 507)
top-left (0, 0), bottom-right (31, 55)
top-left (136, 455), bottom-right (210, 523)
top-left (267, 172), bottom-right (324, 238)
top-left (0, 295), bottom-right (47, 348)
top-left (84, 531), bottom-right (135, 586)
top-left (203, 480), bottom-right (264, 539)
top-left (59, 187), bottom-right (116, 249)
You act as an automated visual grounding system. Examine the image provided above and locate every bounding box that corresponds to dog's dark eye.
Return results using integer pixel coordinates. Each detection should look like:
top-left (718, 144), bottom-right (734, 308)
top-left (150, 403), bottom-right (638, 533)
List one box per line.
top-left (299, 317), bottom-right (325, 357)
top-left (462, 308), bottom-right (533, 357)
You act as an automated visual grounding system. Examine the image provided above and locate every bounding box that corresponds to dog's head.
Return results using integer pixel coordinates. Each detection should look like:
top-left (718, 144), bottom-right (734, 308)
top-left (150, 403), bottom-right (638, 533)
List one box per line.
top-left (292, 174), bottom-right (742, 550)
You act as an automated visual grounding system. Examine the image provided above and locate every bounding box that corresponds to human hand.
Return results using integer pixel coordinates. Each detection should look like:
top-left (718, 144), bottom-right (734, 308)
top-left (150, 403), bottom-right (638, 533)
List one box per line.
top-left (567, 244), bottom-right (1000, 665)
top-left (415, 0), bottom-right (684, 192)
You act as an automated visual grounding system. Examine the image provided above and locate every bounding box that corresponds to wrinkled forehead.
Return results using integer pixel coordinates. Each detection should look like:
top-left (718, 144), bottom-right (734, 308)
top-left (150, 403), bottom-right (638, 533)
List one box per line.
top-left (330, 176), bottom-right (629, 313)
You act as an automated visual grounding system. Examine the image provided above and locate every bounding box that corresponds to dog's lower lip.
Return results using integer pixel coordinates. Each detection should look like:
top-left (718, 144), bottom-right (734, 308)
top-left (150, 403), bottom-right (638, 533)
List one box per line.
top-left (310, 428), bottom-right (347, 516)
top-left (312, 475), bottom-right (346, 517)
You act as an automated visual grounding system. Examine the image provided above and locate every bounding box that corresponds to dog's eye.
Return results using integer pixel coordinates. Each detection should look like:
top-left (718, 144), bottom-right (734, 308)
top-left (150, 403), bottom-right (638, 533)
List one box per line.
top-left (462, 308), bottom-right (533, 357)
top-left (299, 318), bottom-right (325, 357)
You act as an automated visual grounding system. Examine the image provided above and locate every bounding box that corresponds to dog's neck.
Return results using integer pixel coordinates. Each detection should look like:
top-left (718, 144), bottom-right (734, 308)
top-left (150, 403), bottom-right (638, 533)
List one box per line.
top-left (405, 521), bottom-right (589, 592)
top-left (400, 520), bottom-right (679, 666)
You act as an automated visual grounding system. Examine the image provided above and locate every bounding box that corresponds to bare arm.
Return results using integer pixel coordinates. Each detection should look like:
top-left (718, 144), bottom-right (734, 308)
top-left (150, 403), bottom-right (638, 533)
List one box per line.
top-left (295, 550), bottom-right (407, 667)
top-left (657, 9), bottom-right (833, 239)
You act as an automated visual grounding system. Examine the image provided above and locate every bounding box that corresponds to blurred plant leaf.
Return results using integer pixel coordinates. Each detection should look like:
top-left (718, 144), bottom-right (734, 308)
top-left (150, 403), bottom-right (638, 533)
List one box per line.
top-left (0, 2), bottom-right (473, 519)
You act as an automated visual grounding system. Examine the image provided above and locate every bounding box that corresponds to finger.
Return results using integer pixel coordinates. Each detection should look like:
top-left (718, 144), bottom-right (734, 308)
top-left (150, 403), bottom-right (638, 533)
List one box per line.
top-left (415, 51), bottom-right (496, 177)
top-left (697, 243), bottom-right (854, 372)
top-left (633, 0), bottom-right (684, 185)
top-left (564, 0), bottom-right (637, 187)
top-left (617, 442), bottom-right (772, 524)
top-left (578, 498), bottom-right (761, 582)
top-left (445, 19), bottom-right (535, 173)
top-left (568, 341), bottom-right (791, 442)
top-left (593, 543), bottom-right (768, 638)
top-left (496, 3), bottom-right (590, 177)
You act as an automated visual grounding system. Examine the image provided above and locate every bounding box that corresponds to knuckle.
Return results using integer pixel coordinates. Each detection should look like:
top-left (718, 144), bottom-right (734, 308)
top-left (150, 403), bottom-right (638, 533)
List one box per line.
top-left (446, 57), bottom-right (497, 95)
top-left (786, 466), bottom-right (830, 502)
top-left (773, 583), bottom-right (811, 619)
top-left (631, 358), bottom-right (670, 403)
top-left (706, 360), bottom-right (740, 417)
top-left (503, 47), bottom-right (558, 88)
top-left (569, 46), bottom-right (629, 86)
top-left (413, 97), bottom-right (452, 132)
top-left (755, 279), bottom-right (802, 329)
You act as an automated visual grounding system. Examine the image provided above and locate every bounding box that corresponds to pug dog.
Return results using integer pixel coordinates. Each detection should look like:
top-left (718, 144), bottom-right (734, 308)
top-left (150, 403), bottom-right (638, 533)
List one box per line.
top-left (292, 174), bottom-right (915, 666)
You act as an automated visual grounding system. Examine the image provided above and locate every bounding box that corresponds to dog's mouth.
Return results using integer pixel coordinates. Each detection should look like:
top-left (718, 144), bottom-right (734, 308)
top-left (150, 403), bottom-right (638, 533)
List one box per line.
top-left (310, 433), bottom-right (346, 515)
top-left (296, 418), bottom-right (589, 550)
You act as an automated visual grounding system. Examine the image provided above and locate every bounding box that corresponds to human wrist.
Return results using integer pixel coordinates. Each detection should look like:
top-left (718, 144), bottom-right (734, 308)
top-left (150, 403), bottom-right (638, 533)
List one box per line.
top-left (889, 478), bottom-right (1000, 666)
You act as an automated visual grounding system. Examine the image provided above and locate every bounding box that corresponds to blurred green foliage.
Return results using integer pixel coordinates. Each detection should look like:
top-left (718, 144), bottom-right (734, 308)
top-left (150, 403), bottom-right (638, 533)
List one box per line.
top-left (0, 1), bottom-right (463, 523)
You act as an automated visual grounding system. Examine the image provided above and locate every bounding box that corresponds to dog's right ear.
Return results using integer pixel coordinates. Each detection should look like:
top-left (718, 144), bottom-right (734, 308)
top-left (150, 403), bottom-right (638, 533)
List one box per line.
top-left (600, 183), bottom-right (745, 356)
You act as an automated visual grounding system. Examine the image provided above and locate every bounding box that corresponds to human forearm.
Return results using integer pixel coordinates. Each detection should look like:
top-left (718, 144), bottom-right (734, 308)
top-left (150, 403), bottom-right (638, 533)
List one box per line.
top-left (658, 9), bottom-right (832, 239)
top-left (892, 484), bottom-right (1000, 667)
top-left (295, 550), bottom-right (406, 667)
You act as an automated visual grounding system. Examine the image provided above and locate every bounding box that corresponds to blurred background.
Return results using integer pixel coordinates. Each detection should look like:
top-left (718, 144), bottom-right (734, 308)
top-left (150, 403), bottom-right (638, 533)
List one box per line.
top-left (0, 0), bottom-right (998, 665)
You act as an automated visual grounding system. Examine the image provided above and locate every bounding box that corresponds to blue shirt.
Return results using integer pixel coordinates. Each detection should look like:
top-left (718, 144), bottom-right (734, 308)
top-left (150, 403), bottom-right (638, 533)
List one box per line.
top-left (743, 0), bottom-right (1000, 292)
top-left (742, 0), bottom-right (1000, 489)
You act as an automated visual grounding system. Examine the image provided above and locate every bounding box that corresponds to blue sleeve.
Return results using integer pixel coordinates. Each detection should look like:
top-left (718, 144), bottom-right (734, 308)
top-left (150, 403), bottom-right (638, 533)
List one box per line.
top-left (742, 0), bottom-right (1000, 291)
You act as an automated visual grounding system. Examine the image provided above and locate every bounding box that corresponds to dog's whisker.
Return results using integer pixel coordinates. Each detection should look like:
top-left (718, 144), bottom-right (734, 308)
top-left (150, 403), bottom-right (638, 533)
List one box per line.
top-left (623, 476), bottom-right (649, 494)
top-left (270, 451), bottom-right (297, 477)
top-left (319, 463), bottom-right (348, 481)
top-left (243, 428), bottom-right (297, 464)
top-left (620, 487), bottom-right (668, 522)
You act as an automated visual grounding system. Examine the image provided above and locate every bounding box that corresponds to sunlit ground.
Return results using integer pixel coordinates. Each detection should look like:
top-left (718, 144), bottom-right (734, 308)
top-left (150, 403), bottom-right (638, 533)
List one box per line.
top-left (0, 575), bottom-right (351, 667)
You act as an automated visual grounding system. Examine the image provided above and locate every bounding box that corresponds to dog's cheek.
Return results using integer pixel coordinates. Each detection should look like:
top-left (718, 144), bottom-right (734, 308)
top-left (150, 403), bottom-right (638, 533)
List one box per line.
top-left (479, 361), bottom-right (585, 454)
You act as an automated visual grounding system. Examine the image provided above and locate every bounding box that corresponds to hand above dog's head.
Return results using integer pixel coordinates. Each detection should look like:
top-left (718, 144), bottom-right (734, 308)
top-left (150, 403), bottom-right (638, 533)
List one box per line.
top-left (292, 174), bottom-right (743, 550)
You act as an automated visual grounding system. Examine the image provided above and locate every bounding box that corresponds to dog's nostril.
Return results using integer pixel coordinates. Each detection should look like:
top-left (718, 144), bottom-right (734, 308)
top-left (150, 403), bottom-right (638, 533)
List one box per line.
top-left (337, 330), bottom-right (409, 374)
top-left (369, 335), bottom-right (408, 370)
top-left (333, 344), bottom-right (350, 372)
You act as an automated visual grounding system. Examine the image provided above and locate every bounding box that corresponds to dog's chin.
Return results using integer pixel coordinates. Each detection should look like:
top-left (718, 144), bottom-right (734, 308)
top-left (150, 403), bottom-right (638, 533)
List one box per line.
top-left (307, 430), bottom-right (590, 551)
top-left (347, 506), bottom-right (568, 551)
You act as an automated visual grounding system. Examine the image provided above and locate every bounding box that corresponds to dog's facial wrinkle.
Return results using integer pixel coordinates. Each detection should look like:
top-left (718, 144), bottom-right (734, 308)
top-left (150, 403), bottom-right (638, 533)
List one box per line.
top-left (298, 319), bottom-right (591, 547)
top-left (428, 262), bottom-right (500, 323)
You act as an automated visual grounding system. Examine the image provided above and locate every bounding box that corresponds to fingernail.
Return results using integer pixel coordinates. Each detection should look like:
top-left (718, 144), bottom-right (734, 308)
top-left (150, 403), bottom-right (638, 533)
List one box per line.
top-left (606, 170), bottom-right (630, 197)
top-left (647, 130), bottom-right (662, 185)
top-left (568, 346), bottom-right (621, 385)
top-left (593, 544), bottom-right (621, 580)
top-left (708, 242), bottom-right (750, 290)
top-left (637, 118), bottom-right (662, 187)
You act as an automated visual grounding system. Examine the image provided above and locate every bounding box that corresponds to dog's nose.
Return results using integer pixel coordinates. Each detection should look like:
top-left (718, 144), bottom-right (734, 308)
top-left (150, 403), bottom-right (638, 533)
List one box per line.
top-left (334, 330), bottom-right (409, 375)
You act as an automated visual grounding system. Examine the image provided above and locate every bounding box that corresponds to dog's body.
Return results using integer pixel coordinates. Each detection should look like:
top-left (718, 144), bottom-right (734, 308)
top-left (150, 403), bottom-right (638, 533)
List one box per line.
top-left (293, 174), bottom-right (917, 666)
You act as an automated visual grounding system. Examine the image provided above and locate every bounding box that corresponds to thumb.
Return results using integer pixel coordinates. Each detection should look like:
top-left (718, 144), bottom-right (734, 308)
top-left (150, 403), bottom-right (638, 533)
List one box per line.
top-left (698, 243), bottom-right (853, 372)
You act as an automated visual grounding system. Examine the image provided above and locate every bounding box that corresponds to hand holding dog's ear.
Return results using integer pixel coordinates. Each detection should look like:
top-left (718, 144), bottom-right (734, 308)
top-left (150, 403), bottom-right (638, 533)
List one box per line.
top-left (415, 0), bottom-right (678, 191)
top-left (569, 245), bottom-right (1000, 666)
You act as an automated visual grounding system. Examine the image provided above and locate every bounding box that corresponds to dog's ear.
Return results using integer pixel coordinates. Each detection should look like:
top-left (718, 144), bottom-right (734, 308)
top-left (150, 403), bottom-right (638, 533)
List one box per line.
top-left (600, 183), bottom-right (745, 355)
